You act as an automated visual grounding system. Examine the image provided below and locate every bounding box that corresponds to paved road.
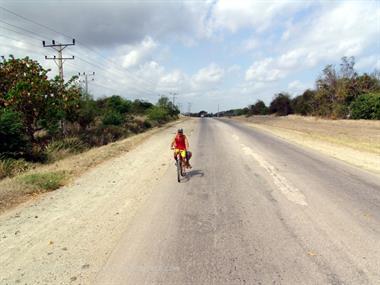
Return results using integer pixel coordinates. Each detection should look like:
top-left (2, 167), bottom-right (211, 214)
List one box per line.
top-left (95, 118), bottom-right (380, 284)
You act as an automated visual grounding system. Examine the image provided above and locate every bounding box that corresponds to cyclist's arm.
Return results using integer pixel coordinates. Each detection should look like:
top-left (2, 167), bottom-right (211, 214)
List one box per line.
top-left (171, 136), bottom-right (176, 149)
top-left (185, 136), bottom-right (189, 149)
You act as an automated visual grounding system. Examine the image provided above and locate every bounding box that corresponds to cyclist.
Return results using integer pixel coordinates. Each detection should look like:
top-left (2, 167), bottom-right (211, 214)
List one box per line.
top-left (171, 128), bottom-right (192, 169)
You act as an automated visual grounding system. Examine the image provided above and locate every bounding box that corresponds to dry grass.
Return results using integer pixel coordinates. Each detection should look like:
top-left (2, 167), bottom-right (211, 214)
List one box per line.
top-left (0, 118), bottom-right (186, 212)
top-left (234, 115), bottom-right (380, 173)
top-left (0, 158), bottom-right (31, 179)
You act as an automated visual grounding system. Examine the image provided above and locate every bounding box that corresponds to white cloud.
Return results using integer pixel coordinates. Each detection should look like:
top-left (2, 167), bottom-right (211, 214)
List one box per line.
top-left (355, 55), bottom-right (380, 71)
top-left (284, 1), bottom-right (379, 65)
top-left (245, 1), bottom-right (380, 83)
top-left (245, 58), bottom-right (283, 82)
top-left (193, 63), bottom-right (225, 84)
top-left (288, 80), bottom-right (307, 94)
top-left (209, 0), bottom-right (309, 33)
top-left (121, 37), bottom-right (157, 69)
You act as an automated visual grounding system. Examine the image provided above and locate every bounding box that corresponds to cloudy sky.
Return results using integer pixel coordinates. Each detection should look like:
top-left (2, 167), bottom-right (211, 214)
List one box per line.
top-left (0, 0), bottom-right (379, 112)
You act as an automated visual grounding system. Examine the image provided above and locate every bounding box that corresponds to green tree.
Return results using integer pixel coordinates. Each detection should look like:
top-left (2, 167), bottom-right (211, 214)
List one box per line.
top-left (147, 106), bottom-right (169, 123)
top-left (0, 56), bottom-right (81, 140)
top-left (248, 100), bottom-right (269, 115)
top-left (102, 110), bottom-right (124, 126)
top-left (350, 93), bottom-right (380, 119)
top-left (291, 89), bottom-right (316, 116)
top-left (0, 108), bottom-right (28, 157)
top-left (269, 93), bottom-right (293, 116)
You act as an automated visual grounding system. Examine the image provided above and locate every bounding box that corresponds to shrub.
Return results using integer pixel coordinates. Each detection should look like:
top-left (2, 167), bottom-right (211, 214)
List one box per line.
top-left (350, 93), bottom-right (380, 119)
top-left (248, 100), bottom-right (269, 116)
top-left (20, 171), bottom-right (66, 191)
top-left (126, 118), bottom-right (152, 133)
top-left (80, 125), bottom-right (126, 146)
top-left (45, 137), bottom-right (88, 162)
top-left (269, 93), bottom-right (293, 116)
top-left (146, 106), bottom-right (169, 123)
top-left (0, 108), bottom-right (28, 157)
top-left (291, 90), bottom-right (315, 116)
top-left (131, 100), bottom-right (153, 114)
top-left (0, 158), bottom-right (30, 179)
top-left (76, 98), bottom-right (97, 130)
top-left (102, 111), bottom-right (124, 126)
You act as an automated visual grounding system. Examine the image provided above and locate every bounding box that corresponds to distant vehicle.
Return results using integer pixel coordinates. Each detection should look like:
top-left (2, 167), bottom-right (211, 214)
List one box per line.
top-left (201, 114), bottom-right (205, 118)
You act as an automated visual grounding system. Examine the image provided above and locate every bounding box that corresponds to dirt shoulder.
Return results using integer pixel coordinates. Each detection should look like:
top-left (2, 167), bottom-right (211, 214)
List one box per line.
top-left (233, 115), bottom-right (380, 174)
top-left (0, 119), bottom-right (187, 213)
top-left (0, 118), bottom-right (196, 285)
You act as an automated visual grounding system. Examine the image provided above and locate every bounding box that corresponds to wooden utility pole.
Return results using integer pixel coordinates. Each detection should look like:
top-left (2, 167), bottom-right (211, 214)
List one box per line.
top-left (43, 39), bottom-right (75, 82)
top-left (78, 72), bottom-right (95, 94)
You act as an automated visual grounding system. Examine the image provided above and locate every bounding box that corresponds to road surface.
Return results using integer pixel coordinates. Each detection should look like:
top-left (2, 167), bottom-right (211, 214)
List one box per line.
top-left (95, 118), bottom-right (380, 284)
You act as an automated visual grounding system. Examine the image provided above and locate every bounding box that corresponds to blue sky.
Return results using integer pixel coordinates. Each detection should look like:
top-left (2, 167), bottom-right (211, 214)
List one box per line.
top-left (1, 0), bottom-right (379, 112)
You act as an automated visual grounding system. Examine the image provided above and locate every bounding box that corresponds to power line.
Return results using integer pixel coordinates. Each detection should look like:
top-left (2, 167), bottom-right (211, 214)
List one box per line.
top-left (0, 6), bottom-right (159, 92)
top-left (0, 6), bottom-right (73, 40)
top-left (0, 24), bottom-right (43, 42)
top-left (0, 23), bottom-right (154, 95)
top-left (42, 39), bottom-right (75, 82)
top-left (0, 26), bottom-right (154, 96)
top-left (0, 34), bottom-right (42, 51)
top-left (0, 19), bottom-right (45, 40)
top-left (78, 71), bottom-right (95, 94)
top-left (0, 6), bottom-right (176, 100)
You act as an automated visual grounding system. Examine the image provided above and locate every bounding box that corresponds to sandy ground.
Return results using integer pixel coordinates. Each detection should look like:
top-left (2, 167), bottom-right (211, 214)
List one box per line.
top-left (0, 119), bottom-right (196, 285)
top-left (233, 115), bottom-right (380, 174)
top-left (0, 119), bottom-right (185, 212)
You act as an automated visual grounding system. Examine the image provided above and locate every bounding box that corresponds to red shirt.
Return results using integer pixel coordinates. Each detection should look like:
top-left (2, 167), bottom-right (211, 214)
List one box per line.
top-left (175, 134), bottom-right (187, 150)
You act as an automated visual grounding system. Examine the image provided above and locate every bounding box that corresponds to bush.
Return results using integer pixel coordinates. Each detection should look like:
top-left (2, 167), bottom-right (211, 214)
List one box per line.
top-left (126, 118), bottom-right (152, 133)
top-left (20, 171), bottom-right (66, 191)
top-left (0, 109), bottom-right (28, 157)
top-left (131, 100), bottom-right (153, 114)
top-left (291, 90), bottom-right (315, 116)
top-left (146, 106), bottom-right (170, 123)
top-left (0, 158), bottom-right (30, 179)
top-left (45, 137), bottom-right (88, 162)
top-left (350, 93), bottom-right (380, 119)
top-left (248, 100), bottom-right (269, 116)
top-left (102, 111), bottom-right (125, 126)
top-left (269, 93), bottom-right (293, 116)
top-left (80, 125), bottom-right (126, 146)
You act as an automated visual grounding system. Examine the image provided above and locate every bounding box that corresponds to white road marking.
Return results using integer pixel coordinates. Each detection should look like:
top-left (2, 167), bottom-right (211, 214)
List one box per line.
top-left (241, 143), bottom-right (308, 206)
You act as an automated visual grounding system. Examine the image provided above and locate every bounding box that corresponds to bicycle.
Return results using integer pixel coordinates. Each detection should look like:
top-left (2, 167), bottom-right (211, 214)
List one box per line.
top-left (173, 149), bottom-right (186, 182)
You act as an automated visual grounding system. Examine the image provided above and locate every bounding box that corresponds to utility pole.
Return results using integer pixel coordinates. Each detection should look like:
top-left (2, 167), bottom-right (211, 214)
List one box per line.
top-left (187, 102), bottom-right (192, 115)
top-left (169, 92), bottom-right (177, 106)
top-left (42, 39), bottom-right (75, 82)
top-left (178, 103), bottom-right (182, 114)
top-left (78, 72), bottom-right (95, 94)
top-left (217, 104), bottom-right (220, 117)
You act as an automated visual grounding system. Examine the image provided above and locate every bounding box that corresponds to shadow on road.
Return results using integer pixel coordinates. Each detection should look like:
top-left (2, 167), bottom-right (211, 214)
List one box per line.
top-left (187, 169), bottom-right (204, 178)
top-left (181, 169), bottom-right (204, 183)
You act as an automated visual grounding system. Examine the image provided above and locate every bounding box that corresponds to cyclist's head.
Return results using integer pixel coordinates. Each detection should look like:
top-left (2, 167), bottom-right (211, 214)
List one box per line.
top-left (177, 128), bottom-right (183, 134)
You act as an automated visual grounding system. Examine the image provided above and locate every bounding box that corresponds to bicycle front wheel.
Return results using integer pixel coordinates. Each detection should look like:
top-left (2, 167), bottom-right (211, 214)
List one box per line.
top-left (176, 159), bottom-right (181, 182)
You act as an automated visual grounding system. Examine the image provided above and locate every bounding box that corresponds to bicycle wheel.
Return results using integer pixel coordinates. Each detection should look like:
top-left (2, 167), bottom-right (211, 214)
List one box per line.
top-left (176, 159), bottom-right (181, 182)
top-left (180, 160), bottom-right (185, 177)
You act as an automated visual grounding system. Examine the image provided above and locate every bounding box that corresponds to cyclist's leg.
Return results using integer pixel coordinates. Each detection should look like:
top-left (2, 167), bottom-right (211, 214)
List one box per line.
top-left (174, 149), bottom-right (179, 160)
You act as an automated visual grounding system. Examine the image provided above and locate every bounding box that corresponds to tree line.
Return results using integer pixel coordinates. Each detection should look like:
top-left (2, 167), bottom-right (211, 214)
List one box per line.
top-left (0, 56), bottom-right (179, 164)
top-left (221, 57), bottom-right (380, 120)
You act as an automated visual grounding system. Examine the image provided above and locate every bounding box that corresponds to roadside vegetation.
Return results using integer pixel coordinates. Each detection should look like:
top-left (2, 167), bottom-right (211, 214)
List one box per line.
top-left (218, 57), bottom-right (380, 119)
top-left (0, 56), bottom-right (179, 181)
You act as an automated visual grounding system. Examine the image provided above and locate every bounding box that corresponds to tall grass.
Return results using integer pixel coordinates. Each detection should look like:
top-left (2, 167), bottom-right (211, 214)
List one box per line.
top-left (45, 137), bottom-right (88, 162)
top-left (0, 158), bottom-right (30, 179)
